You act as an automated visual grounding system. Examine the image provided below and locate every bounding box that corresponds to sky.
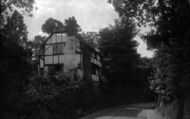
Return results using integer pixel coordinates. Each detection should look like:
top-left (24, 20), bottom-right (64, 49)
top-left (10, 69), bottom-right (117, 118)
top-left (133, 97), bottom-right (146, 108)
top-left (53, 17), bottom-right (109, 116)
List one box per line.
top-left (24, 0), bottom-right (154, 58)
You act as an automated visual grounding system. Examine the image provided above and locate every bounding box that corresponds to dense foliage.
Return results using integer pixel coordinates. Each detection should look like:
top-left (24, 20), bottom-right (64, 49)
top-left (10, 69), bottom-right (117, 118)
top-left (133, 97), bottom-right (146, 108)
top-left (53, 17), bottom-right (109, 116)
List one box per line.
top-left (41, 18), bottom-right (65, 34)
top-left (146, 1), bottom-right (190, 118)
top-left (0, 0), bottom-right (34, 28)
top-left (111, 0), bottom-right (190, 118)
top-left (0, 0), bottom-right (34, 115)
top-left (81, 32), bottom-right (100, 48)
top-left (64, 16), bottom-right (81, 36)
top-left (41, 16), bottom-right (81, 36)
top-left (99, 19), bottom-right (153, 103)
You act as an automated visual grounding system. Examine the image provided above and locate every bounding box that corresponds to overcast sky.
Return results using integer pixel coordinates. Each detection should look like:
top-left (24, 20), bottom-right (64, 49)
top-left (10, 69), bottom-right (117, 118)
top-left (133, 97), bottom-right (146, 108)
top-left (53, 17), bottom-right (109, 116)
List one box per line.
top-left (24, 0), bottom-right (154, 58)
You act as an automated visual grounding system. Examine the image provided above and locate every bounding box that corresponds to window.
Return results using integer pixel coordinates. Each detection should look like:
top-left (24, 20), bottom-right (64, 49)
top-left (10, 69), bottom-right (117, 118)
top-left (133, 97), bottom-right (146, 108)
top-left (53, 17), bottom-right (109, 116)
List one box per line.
top-left (97, 54), bottom-right (100, 61)
top-left (75, 40), bottom-right (81, 53)
top-left (91, 52), bottom-right (95, 58)
top-left (92, 68), bottom-right (97, 75)
top-left (53, 43), bottom-right (65, 55)
top-left (54, 64), bottom-right (63, 72)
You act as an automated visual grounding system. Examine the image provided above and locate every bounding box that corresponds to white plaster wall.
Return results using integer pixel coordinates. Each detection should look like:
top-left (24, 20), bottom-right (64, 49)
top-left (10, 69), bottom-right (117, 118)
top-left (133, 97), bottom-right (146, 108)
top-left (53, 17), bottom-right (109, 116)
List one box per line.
top-left (63, 36), bottom-right (76, 54)
top-left (45, 34), bottom-right (77, 55)
top-left (45, 45), bottom-right (52, 55)
top-left (45, 56), bottom-right (53, 64)
top-left (44, 33), bottom-right (81, 72)
top-left (59, 54), bottom-right (81, 72)
top-left (46, 37), bottom-right (52, 44)
top-left (53, 55), bottom-right (58, 64)
top-left (40, 59), bottom-right (44, 68)
top-left (51, 34), bottom-right (67, 43)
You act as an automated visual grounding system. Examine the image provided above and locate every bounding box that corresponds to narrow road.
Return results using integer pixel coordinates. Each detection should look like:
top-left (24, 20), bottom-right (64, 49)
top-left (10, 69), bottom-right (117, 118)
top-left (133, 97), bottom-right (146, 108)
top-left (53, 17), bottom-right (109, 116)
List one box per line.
top-left (81, 103), bottom-right (163, 119)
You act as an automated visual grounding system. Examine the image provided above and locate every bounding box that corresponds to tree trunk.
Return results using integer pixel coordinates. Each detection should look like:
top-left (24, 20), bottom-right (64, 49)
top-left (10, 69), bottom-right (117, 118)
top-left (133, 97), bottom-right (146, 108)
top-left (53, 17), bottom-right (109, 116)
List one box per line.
top-left (156, 94), bottom-right (161, 108)
top-left (177, 93), bottom-right (185, 119)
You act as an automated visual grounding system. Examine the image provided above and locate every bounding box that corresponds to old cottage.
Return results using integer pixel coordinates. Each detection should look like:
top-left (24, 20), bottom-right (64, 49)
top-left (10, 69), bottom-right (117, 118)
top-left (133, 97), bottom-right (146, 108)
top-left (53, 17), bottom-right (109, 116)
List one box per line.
top-left (38, 31), bottom-right (102, 87)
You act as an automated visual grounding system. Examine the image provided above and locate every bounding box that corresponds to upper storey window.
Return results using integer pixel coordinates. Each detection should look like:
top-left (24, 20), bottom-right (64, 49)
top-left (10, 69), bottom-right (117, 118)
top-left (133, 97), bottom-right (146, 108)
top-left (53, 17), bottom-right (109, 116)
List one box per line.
top-left (75, 40), bottom-right (81, 53)
top-left (97, 54), bottom-right (100, 61)
top-left (53, 43), bottom-right (65, 55)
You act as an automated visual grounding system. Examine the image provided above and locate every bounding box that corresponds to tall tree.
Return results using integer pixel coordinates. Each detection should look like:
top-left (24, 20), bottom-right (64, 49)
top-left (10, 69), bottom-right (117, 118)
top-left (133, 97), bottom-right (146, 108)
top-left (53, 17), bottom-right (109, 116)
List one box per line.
top-left (99, 19), bottom-right (144, 102)
top-left (0, 0), bottom-right (34, 28)
top-left (31, 35), bottom-right (46, 60)
top-left (144, 1), bottom-right (190, 119)
top-left (0, 0), bottom-right (34, 111)
top-left (64, 16), bottom-right (81, 36)
top-left (33, 35), bottom-right (46, 49)
top-left (81, 32), bottom-right (100, 48)
top-left (41, 18), bottom-right (65, 34)
top-left (111, 0), bottom-right (190, 118)
top-left (1, 11), bottom-right (32, 107)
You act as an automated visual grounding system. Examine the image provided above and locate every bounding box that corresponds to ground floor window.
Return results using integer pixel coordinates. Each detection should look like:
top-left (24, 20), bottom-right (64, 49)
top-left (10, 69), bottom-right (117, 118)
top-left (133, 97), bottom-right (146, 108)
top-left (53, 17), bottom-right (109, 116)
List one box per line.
top-left (47, 64), bottom-right (64, 78)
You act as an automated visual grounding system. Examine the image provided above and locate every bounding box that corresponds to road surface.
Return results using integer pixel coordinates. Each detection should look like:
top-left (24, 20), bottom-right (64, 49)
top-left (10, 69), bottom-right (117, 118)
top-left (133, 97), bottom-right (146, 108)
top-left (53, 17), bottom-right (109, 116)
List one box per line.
top-left (81, 103), bottom-right (163, 119)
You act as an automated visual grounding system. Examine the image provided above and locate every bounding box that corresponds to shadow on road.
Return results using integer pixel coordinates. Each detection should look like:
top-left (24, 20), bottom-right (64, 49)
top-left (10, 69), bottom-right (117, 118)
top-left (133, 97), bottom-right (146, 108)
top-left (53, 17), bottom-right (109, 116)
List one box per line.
top-left (81, 103), bottom-right (155, 119)
top-left (81, 108), bottom-right (141, 119)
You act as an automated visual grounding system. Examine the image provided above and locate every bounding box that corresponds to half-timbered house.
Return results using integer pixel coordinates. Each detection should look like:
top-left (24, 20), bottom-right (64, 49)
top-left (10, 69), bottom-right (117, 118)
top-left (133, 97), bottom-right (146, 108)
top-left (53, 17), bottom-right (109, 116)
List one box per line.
top-left (38, 31), bottom-right (102, 85)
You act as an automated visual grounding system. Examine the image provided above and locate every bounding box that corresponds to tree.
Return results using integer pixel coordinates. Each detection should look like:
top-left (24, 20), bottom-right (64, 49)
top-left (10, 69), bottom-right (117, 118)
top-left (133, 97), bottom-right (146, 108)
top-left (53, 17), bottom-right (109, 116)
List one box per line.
top-left (0, 0), bottom-right (34, 28)
top-left (99, 19), bottom-right (147, 103)
top-left (41, 18), bottom-right (65, 34)
top-left (146, 2), bottom-right (190, 118)
top-left (0, 0), bottom-right (34, 112)
top-left (111, 0), bottom-right (190, 118)
top-left (31, 35), bottom-right (46, 62)
top-left (81, 32), bottom-right (100, 48)
top-left (64, 16), bottom-right (81, 36)
top-left (0, 10), bottom-right (33, 108)
top-left (33, 35), bottom-right (46, 49)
